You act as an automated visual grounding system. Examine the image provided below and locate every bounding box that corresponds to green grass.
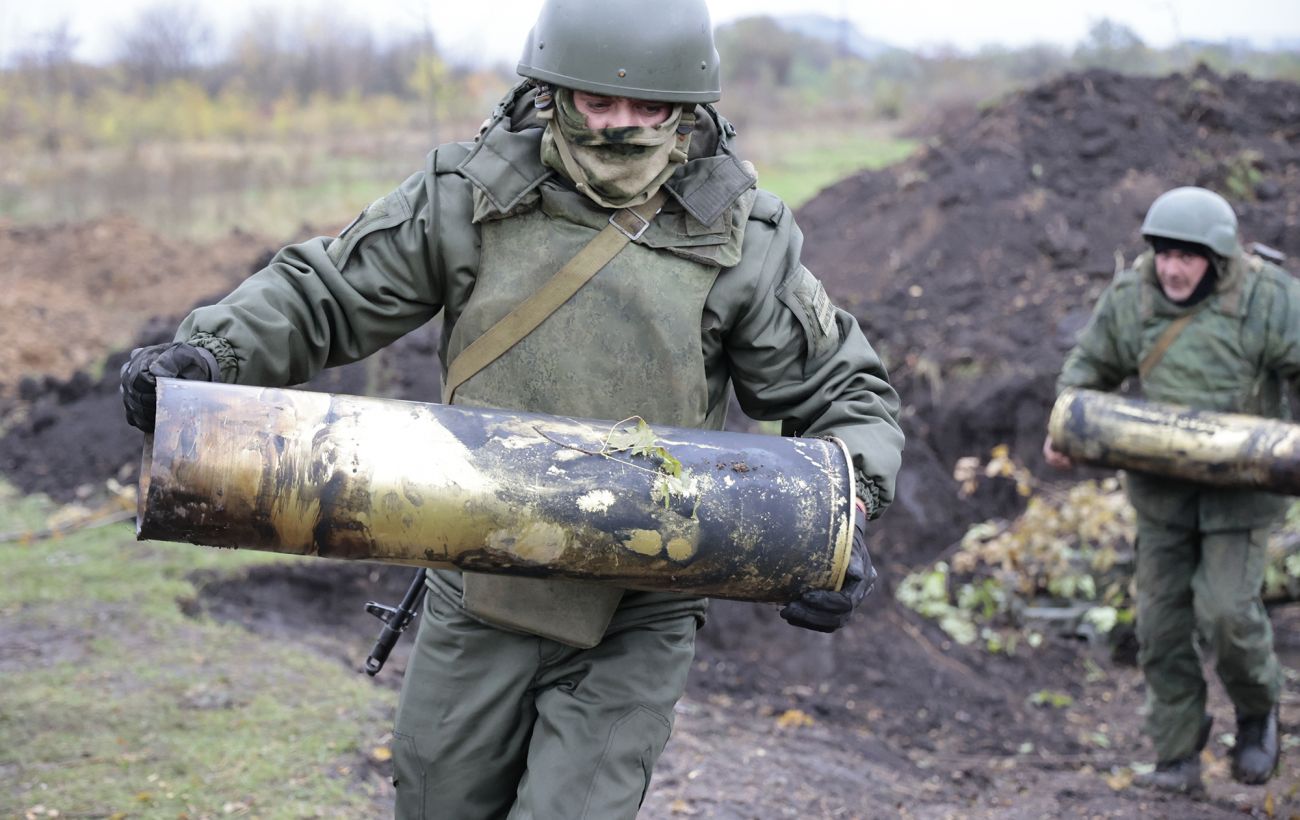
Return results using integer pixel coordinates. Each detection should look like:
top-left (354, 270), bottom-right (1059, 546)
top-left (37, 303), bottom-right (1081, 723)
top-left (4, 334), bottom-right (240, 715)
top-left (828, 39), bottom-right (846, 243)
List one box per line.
top-left (743, 127), bottom-right (917, 208)
top-left (1, 141), bottom-right (422, 242)
top-left (2, 125), bottom-right (916, 242)
top-left (167, 172), bottom-right (403, 241)
top-left (0, 484), bottom-right (396, 818)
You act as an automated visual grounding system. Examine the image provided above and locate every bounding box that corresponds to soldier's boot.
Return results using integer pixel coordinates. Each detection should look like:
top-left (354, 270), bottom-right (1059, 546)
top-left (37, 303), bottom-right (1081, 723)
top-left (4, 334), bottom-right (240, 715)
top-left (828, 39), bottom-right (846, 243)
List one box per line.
top-left (1134, 714), bottom-right (1212, 796)
top-left (1232, 706), bottom-right (1280, 785)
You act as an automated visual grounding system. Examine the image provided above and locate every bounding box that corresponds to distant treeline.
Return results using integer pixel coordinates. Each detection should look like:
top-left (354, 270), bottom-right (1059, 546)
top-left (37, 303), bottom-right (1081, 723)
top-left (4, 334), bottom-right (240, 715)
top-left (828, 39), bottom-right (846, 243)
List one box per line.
top-left (3, 6), bottom-right (1298, 150)
top-left (0, 5), bottom-right (509, 149)
top-left (716, 17), bottom-right (1300, 126)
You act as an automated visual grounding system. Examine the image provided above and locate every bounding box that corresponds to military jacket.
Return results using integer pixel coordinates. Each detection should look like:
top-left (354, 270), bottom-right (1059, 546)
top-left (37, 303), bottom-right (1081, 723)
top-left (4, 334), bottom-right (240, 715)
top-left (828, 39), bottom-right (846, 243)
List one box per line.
top-left (1058, 250), bottom-right (1300, 529)
top-left (178, 83), bottom-right (902, 509)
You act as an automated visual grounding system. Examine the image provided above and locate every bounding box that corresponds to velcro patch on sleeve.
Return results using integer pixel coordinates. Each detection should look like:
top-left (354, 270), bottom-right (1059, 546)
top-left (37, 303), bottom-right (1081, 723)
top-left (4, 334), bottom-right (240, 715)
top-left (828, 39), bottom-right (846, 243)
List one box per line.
top-left (811, 278), bottom-right (836, 337)
top-left (777, 265), bottom-right (841, 363)
top-left (327, 189), bottom-right (412, 269)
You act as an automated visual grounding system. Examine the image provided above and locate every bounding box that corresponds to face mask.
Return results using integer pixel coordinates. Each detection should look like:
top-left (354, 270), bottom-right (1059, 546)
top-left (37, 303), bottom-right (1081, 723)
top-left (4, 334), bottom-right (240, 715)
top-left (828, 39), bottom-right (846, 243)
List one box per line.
top-left (540, 88), bottom-right (693, 209)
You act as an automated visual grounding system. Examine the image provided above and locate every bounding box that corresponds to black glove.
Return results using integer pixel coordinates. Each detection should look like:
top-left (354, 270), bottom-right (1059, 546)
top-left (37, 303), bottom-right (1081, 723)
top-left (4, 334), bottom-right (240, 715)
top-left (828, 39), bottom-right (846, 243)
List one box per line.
top-left (780, 502), bottom-right (876, 633)
top-left (120, 342), bottom-right (218, 432)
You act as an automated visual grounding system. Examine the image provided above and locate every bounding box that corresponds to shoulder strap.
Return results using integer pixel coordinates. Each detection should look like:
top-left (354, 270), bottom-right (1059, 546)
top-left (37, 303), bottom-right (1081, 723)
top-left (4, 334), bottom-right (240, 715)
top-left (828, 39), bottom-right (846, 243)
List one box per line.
top-left (443, 189), bottom-right (669, 402)
top-left (1138, 306), bottom-right (1204, 380)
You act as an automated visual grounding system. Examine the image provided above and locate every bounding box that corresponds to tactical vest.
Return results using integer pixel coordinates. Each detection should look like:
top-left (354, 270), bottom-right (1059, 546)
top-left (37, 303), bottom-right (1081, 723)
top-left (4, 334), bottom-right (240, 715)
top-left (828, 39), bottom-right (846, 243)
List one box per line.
top-left (426, 89), bottom-right (758, 646)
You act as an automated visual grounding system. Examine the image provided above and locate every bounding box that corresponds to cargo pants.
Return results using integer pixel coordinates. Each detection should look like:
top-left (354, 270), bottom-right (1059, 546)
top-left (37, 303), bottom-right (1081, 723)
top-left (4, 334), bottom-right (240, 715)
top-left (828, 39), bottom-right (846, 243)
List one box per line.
top-left (1134, 513), bottom-right (1282, 762)
top-left (392, 581), bottom-right (699, 819)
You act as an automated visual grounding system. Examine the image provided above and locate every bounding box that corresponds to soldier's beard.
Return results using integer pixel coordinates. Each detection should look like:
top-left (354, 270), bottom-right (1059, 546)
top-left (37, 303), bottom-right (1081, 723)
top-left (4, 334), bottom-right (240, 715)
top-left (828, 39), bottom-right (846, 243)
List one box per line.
top-left (540, 89), bottom-right (693, 209)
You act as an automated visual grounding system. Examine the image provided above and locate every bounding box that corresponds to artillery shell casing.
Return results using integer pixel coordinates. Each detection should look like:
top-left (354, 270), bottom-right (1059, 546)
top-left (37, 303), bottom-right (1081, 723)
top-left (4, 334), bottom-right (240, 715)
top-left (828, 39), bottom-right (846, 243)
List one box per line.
top-left (1048, 387), bottom-right (1300, 495)
top-left (138, 379), bottom-right (856, 601)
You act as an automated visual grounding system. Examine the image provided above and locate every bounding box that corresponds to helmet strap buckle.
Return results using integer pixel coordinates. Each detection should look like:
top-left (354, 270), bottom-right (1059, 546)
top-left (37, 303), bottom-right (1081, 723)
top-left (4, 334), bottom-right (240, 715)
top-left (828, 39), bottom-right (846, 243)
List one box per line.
top-left (534, 83), bottom-right (555, 110)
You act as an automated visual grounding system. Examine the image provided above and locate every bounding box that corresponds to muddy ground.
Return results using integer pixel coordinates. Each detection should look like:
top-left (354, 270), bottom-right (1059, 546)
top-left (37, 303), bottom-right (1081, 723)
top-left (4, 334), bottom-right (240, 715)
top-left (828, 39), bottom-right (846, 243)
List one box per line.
top-left (2, 66), bottom-right (1299, 817)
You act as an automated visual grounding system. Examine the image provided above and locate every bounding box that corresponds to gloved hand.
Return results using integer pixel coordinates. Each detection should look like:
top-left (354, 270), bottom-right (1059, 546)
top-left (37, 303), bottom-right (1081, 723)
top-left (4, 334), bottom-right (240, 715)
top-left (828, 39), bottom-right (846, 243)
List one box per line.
top-left (120, 342), bottom-right (219, 432)
top-left (780, 501), bottom-right (876, 633)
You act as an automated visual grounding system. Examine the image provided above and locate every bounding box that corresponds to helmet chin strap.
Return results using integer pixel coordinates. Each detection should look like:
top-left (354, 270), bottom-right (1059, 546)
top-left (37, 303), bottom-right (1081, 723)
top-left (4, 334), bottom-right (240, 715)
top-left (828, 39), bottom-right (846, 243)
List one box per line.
top-left (533, 82), bottom-right (555, 111)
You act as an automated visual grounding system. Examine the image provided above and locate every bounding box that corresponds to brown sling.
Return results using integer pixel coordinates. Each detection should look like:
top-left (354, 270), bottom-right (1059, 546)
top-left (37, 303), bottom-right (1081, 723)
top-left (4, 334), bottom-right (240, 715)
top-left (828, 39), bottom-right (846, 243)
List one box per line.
top-left (1138, 306), bottom-right (1207, 380)
top-left (443, 189), bottom-right (669, 402)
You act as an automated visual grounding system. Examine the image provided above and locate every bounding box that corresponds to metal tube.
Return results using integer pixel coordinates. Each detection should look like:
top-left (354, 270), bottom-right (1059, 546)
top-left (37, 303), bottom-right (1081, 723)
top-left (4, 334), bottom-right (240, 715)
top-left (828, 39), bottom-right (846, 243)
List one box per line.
top-left (1048, 387), bottom-right (1300, 495)
top-left (138, 380), bottom-right (855, 601)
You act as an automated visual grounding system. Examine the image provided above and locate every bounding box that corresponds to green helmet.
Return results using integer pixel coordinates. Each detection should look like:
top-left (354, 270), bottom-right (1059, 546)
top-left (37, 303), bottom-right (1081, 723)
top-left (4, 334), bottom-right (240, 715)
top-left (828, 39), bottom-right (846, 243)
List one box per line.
top-left (1141, 186), bottom-right (1240, 257)
top-left (517, 0), bottom-right (721, 104)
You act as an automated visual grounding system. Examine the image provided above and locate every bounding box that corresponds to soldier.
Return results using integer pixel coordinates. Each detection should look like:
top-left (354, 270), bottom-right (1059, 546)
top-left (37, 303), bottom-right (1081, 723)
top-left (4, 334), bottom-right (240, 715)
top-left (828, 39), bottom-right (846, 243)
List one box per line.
top-left (119, 1), bottom-right (905, 817)
top-left (1045, 186), bottom-right (1294, 793)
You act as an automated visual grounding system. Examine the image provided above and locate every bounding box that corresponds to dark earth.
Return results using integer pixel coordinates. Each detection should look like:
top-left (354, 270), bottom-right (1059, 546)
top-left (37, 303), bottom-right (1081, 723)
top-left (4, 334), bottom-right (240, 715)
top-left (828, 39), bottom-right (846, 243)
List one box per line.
top-left (2, 66), bottom-right (1298, 817)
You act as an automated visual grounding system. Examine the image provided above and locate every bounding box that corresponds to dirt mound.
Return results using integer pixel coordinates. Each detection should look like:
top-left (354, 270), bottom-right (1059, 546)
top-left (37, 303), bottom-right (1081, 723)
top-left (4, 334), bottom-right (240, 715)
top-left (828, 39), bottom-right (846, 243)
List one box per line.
top-left (0, 216), bottom-right (442, 501)
top-left (0, 216), bottom-right (263, 498)
top-left (796, 65), bottom-right (1300, 562)
top-left (0, 324), bottom-right (423, 500)
top-left (801, 64), bottom-right (1299, 371)
top-left (0, 217), bottom-right (263, 391)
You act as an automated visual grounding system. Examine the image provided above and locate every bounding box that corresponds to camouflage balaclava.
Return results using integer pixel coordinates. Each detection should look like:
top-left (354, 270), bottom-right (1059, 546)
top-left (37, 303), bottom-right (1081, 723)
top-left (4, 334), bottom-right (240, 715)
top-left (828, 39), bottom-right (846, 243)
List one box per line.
top-left (1148, 235), bottom-right (1219, 307)
top-left (540, 87), bottom-right (694, 209)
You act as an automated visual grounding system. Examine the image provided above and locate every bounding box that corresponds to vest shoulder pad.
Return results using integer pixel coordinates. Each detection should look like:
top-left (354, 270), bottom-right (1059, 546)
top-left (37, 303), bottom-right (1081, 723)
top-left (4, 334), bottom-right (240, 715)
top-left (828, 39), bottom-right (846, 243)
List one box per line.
top-left (1112, 268), bottom-right (1142, 287)
top-left (748, 189), bottom-right (786, 226)
top-left (1250, 254), bottom-right (1296, 280)
top-left (1248, 256), bottom-right (1300, 297)
top-left (433, 142), bottom-right (475, 174)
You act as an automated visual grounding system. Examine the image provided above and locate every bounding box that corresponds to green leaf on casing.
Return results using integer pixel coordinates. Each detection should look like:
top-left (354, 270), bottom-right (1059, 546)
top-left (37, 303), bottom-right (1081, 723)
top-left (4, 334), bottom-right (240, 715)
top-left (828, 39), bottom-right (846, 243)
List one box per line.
top-left (652, 470), bottom-right (699, 510)
top-left (604, 417), bottom-right (696, 507)
top-left (659, 450), bottom-right (683, 478)
top-left (606, 418), bottom-right (659, 457)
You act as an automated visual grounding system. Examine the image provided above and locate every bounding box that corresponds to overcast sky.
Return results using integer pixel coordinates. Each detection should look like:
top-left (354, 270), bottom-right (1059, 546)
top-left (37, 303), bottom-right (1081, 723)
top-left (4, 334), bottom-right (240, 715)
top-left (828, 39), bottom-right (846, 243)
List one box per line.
top-left (1, 0), bottom-right (1297, 65)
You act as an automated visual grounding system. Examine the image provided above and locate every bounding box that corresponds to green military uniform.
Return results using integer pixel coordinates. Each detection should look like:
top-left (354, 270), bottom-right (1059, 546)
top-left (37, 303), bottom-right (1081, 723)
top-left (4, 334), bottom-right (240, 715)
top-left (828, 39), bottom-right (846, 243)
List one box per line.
top-left (174, 78), bottom-right (903, 818)
top-left (1057, 248), bottom-right (1299, 763)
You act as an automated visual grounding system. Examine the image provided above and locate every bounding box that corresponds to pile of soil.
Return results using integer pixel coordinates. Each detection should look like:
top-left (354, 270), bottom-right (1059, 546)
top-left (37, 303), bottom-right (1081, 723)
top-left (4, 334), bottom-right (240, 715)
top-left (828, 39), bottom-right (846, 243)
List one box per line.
top-left (796, 64), bottom-right (1300, 562)
top-left (2, 65), bottom-right (1298, 817)
top-left (0, 217), bottom-right (263, 392)
top-left (0, 216), bottom-right (442, 499)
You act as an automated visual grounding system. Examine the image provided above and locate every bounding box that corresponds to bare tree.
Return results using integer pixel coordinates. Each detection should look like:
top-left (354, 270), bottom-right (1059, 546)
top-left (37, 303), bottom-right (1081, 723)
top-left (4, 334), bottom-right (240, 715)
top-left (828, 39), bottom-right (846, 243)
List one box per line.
top-left (1074, 19), bottom-right (1154, 74)
top-left (115, 2), bottom-right (213, 90)
top-left (227, 6), bottom-right (288, 100)
top-left (12, 20), bottom-right (84, 97)
top-left (401, 0), bottom-right (443, 134)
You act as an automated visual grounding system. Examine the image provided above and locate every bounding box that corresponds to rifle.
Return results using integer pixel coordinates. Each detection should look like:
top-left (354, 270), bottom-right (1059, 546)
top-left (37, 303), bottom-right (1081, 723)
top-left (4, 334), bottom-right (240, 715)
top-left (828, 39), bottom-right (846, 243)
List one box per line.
top-left (363, 568), bottom-right (427, 676)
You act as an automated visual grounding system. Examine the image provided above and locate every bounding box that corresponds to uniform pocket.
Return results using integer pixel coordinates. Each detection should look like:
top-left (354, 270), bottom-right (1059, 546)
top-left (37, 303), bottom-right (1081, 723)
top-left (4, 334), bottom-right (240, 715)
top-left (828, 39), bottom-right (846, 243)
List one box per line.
top-left (391, 731), bottom-right (427, 817)
top-left (582, 705), bottom-right (673, 819)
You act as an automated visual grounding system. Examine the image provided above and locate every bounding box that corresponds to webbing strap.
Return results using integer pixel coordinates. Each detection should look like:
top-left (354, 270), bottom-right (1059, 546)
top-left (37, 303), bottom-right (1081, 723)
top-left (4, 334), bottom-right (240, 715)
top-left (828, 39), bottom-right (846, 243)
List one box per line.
top-left (1138, 307), bottom-right (1203, 380)
top-left (443, 189), bottom-right (669, 402)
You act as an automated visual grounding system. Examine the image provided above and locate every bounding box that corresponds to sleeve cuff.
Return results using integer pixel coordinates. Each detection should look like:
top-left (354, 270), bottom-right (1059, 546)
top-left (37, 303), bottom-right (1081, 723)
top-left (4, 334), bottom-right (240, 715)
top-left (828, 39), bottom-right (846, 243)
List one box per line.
top-left (185, 332), bottom-right (240, 382)
top-left (855, 472), bottom-right (883, 519)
